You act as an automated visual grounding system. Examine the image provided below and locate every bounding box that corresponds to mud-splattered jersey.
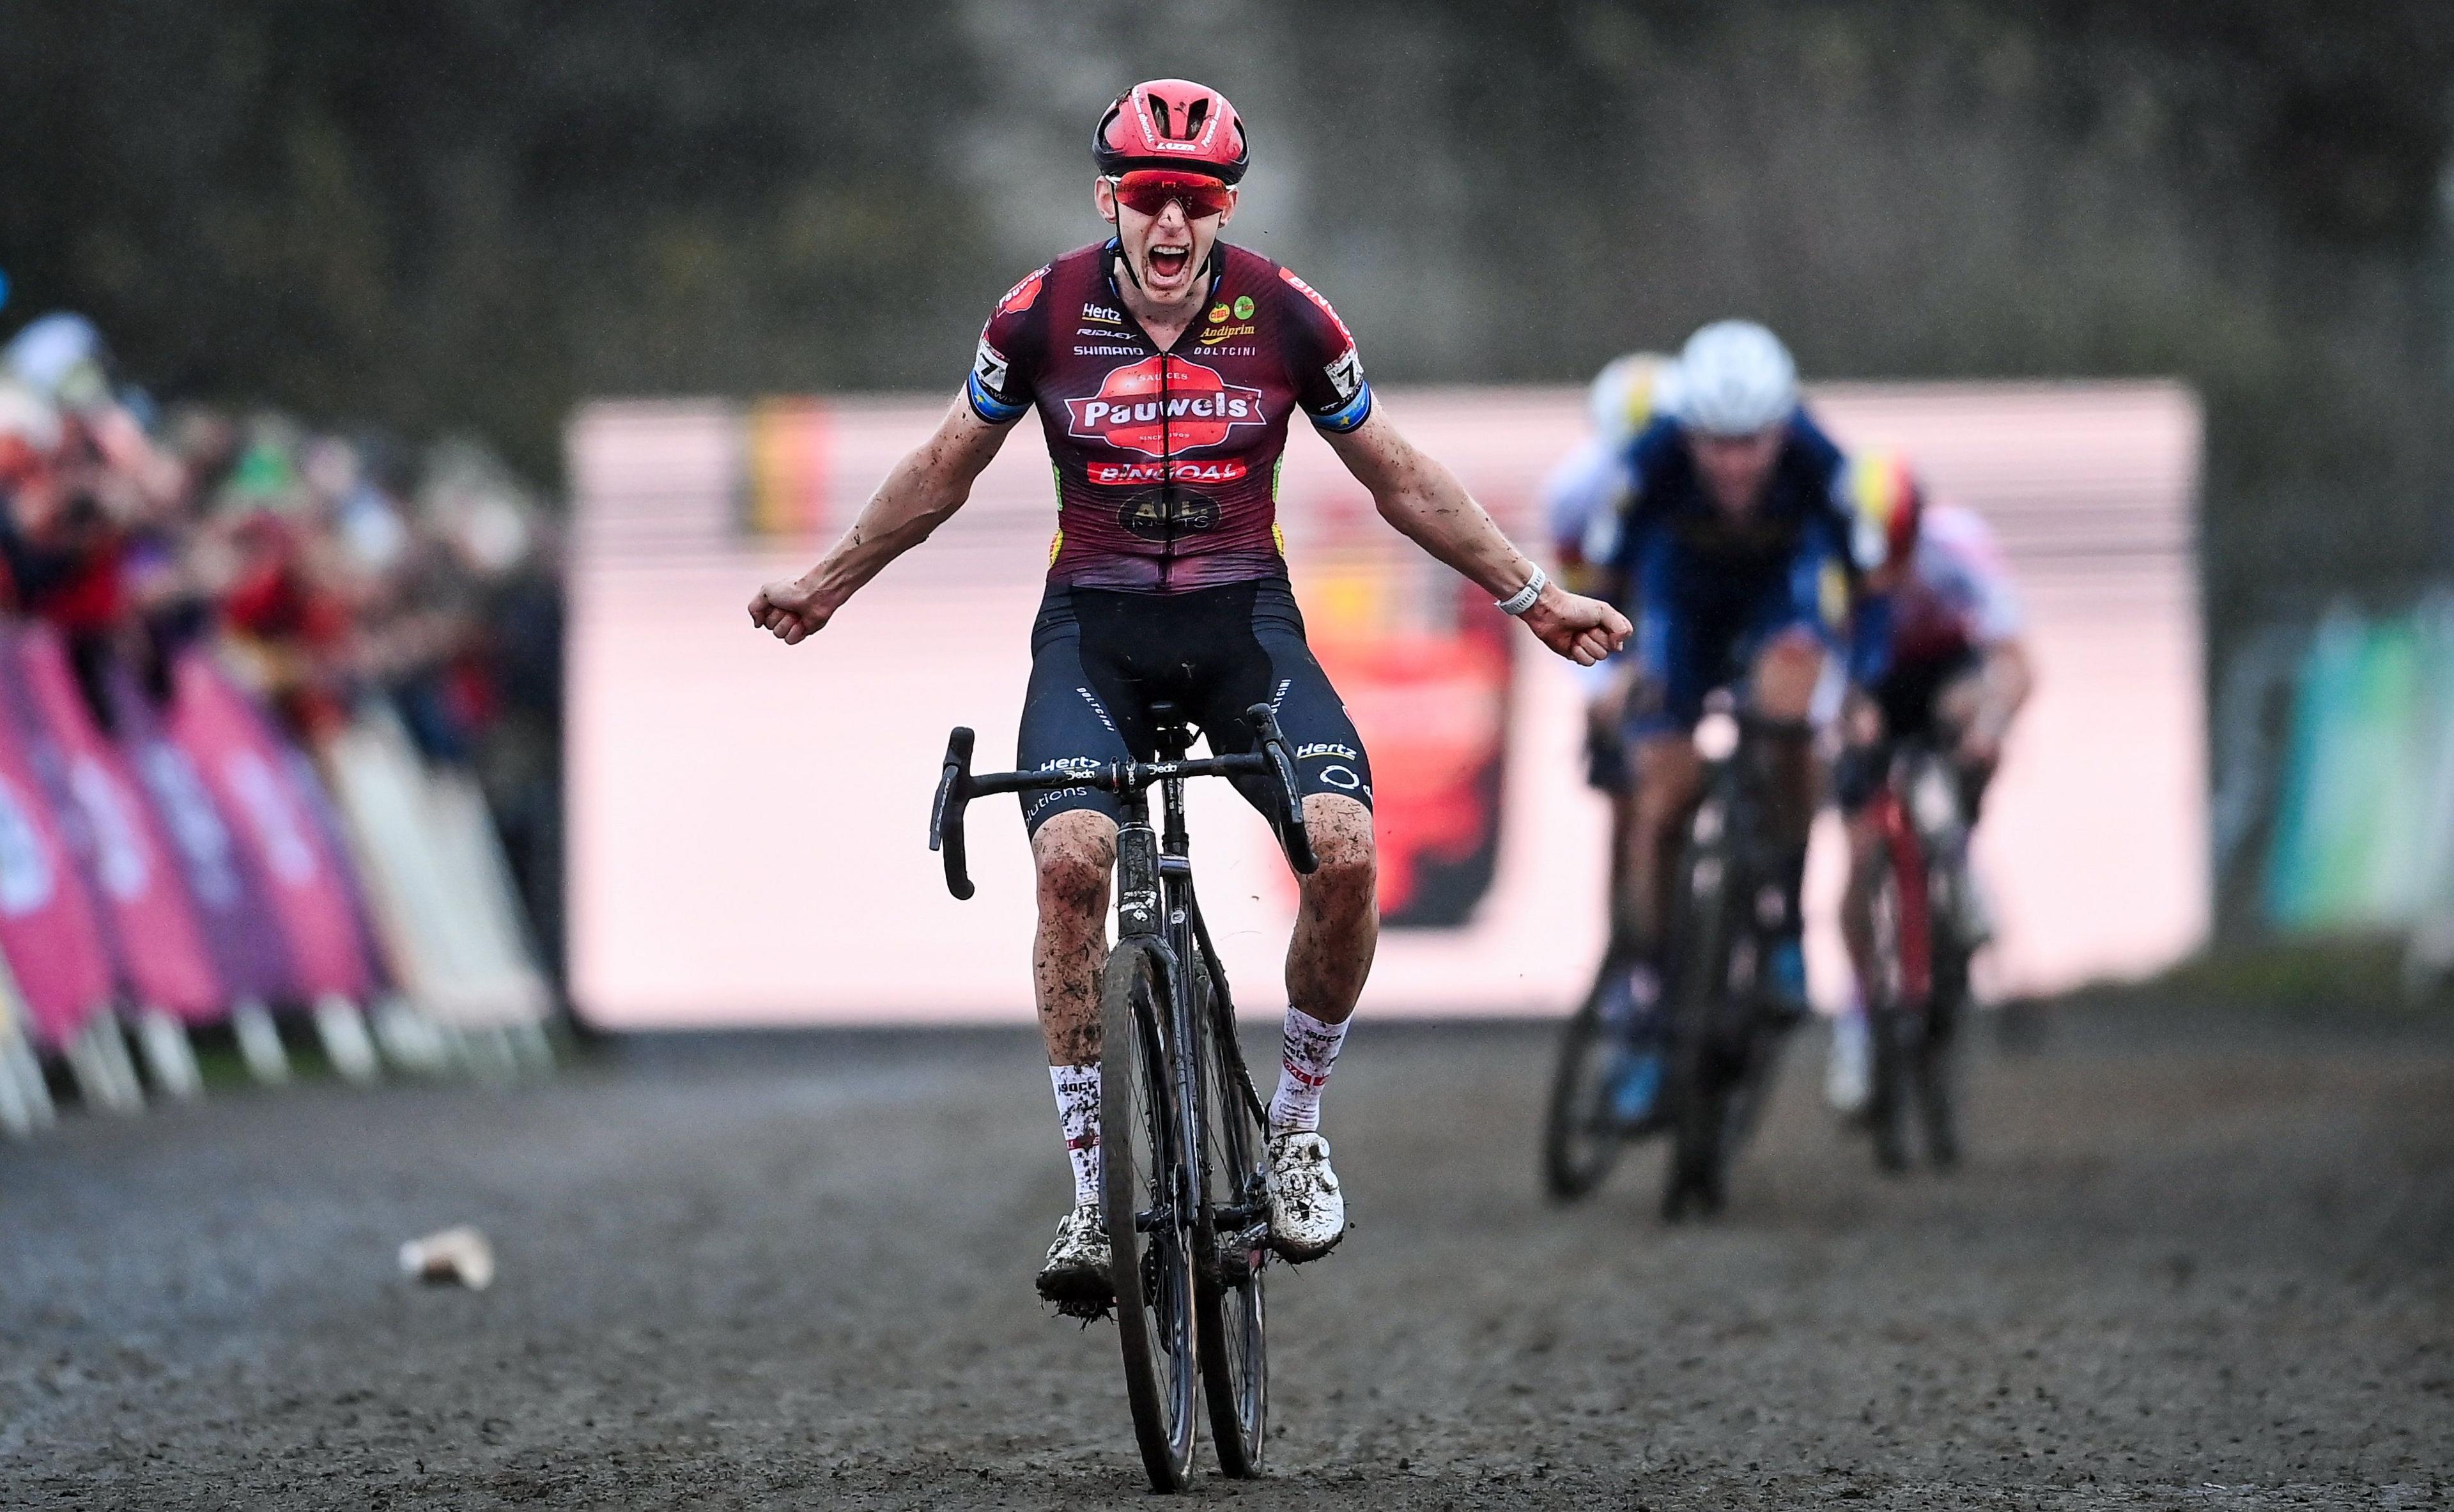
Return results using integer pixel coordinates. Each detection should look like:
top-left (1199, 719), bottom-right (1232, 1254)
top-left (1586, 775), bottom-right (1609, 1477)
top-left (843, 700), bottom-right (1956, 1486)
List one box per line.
top-left (964, 240), bottom-right (1372, 592)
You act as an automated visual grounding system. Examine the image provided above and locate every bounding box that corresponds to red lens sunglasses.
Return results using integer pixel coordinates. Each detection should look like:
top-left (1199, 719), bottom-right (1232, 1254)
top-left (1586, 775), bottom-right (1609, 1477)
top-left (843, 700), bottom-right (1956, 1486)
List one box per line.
top-left (1109, 169), bottom-right (1235, 219)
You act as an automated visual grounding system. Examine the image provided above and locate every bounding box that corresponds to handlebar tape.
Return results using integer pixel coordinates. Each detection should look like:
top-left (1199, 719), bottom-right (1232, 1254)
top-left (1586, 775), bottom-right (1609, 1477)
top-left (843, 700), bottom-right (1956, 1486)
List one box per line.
top-left (932, 727), bottom-right (976, 900)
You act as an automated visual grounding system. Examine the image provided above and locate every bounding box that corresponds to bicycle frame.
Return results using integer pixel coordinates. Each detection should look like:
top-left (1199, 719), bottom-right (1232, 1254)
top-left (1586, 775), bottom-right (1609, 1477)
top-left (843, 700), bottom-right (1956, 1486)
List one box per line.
top-left (1674, 694), bottom-right (1795, 1028)
top-left (1859, 734), bottom-right (1980, 1173)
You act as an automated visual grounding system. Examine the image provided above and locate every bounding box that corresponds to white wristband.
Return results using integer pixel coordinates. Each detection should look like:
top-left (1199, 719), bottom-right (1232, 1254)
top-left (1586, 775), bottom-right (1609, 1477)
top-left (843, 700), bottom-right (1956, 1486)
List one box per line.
top-left (1495, 565), bottom-right (1548, 617)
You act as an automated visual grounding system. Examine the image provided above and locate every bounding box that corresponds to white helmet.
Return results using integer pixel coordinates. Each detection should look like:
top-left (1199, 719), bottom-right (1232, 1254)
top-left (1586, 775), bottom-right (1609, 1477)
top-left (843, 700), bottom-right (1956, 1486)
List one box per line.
top-left (1677, 320), bottom-right (1797, 436)
top-left (1586, 351), bottom-right (1683, 443)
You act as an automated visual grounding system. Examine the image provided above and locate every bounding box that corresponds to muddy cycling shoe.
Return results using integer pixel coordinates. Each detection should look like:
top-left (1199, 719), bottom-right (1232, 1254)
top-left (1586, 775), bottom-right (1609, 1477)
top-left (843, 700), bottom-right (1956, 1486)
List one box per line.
top-left (1600, 963), bottom-right (1669, 1128)
top-left (1035, 1201), bottom-right (1113, 1318)
top-left (1761, 934), bottom-right (1812, 1026)
top-left (1947, 865), bottom-right (1996, 951)
top-left (1266, 1130), bottom-right (1347, 1261)
top-left (1605, 1046), bottom-right (1667, 1127)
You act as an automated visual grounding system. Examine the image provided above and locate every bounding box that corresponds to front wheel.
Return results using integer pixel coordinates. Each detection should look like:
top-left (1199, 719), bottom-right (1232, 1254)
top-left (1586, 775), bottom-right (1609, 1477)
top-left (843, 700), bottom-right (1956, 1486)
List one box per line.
top-left (1662, 847), bottom-right (1740, 1221)
top-left (1100, 943), bottom-right (1200, 1491)
top-left (1864, 805), bottom-right (1924, 1174)
top-left (1190, 948), bottom-right (1268, 1476)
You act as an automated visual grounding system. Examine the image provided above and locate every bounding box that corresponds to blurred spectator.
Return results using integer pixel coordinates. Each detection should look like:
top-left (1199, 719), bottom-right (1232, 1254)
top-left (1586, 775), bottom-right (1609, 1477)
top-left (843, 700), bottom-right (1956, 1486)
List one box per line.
top-left (0, 308), bottom-right (567, 979)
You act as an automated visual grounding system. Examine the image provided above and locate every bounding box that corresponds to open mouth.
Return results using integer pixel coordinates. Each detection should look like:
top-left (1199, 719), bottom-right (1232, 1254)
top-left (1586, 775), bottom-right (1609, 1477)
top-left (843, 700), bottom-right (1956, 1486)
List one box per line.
top-left (1146, 243), bottom-right (1193, 282)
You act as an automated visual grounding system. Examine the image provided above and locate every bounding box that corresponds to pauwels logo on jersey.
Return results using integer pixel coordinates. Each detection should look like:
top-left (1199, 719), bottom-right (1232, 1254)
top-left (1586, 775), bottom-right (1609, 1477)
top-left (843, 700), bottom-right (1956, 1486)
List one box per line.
top-left (1063, 356), bottom-right (1266, 458)
top-left (997, 268), bottom-right (1047, 316)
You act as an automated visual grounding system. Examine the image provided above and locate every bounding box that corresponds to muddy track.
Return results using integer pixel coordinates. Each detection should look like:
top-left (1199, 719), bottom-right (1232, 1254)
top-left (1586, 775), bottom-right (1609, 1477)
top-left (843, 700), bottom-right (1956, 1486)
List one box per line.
top-left (3, 1009), bottom-right (2448, 1509)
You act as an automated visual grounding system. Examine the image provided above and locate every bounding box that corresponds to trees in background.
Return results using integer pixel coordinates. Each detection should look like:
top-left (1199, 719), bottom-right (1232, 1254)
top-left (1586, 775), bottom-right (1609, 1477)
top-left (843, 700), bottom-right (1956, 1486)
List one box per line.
top-left (1, 0), bottom-right (2446, 625)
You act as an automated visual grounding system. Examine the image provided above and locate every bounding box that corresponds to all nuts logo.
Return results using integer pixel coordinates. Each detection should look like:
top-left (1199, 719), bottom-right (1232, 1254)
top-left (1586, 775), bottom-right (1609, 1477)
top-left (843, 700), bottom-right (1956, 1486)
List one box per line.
top-left (1064, 357), bottom-right (1265, 458)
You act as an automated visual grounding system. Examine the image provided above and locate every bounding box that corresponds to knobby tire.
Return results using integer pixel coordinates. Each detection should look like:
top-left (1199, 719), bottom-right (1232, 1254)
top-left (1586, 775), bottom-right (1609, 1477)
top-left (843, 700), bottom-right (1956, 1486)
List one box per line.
top-left (1664, 837), bottom-right (1740, 1221)
top-left (1187, 943), bottom-right (1269, 1476)
top-left (1543, 950), bottom-right (1637, 1201)
top-left (1099, 942), bottom-right (1200, 1491)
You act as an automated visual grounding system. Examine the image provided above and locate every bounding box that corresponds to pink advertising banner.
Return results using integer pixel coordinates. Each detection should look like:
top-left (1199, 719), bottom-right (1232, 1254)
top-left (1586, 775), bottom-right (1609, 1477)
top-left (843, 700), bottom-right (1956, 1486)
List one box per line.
top-left (166, 651), bottom-right (374, 1003)
top-left (0, 637), bottom-right (114, 1046)
top-left (567, 383), bottom-right (2205, 1028)
top-left (14, 628), bottom-right (224, 1022)
top-left (106, 667), bottom-right (296, 1006)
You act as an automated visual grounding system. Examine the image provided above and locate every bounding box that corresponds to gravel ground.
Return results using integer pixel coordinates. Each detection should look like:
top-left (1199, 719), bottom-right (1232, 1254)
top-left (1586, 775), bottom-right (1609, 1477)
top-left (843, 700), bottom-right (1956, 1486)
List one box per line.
top-left (1, 1008), bottom-right (2448, 1510)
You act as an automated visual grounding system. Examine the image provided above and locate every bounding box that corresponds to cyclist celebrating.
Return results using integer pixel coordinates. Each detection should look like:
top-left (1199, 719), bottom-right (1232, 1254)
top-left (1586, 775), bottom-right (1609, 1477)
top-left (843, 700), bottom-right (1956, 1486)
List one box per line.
top-left (1585, 320), bottom-right (1865, 1054)
top-left (1825, 458), bottom-right (2032, 1115)
top-left (748, 80), bottom-right (1628, 1311)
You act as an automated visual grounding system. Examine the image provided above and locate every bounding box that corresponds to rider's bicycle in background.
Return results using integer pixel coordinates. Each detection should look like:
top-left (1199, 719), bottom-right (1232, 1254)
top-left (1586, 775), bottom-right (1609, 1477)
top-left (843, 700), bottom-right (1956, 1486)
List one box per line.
top-left (1856, 737), bottom-right (1983, 1172)
top-left (1543, 685), bottom-right (1805, 1217)
top-left (930, 703), bottom-right (1315, 1493)
top-left (1656, 690), bottom-right (1808, 1219)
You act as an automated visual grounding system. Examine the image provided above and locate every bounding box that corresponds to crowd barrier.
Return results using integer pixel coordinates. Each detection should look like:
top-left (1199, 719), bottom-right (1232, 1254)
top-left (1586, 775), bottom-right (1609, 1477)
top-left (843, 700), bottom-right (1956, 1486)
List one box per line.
top-left (2211, 590), bottom-right (2454, 993)
top-left (0, 628), bottom-right (554, 1137)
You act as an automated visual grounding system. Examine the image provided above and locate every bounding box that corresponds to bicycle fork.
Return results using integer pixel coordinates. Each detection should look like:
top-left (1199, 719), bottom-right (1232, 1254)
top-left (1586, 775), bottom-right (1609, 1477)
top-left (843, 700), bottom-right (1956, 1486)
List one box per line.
top-left (1118, 817), bottom-right (1204, 1260)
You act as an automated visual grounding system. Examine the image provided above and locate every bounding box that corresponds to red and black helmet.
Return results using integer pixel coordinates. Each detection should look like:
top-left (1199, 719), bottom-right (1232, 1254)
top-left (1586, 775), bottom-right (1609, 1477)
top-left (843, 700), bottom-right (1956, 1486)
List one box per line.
top-left (1846, 450), bottom-right (1927, 571)
top-left (1092, 79), bottom-right (1249, 184)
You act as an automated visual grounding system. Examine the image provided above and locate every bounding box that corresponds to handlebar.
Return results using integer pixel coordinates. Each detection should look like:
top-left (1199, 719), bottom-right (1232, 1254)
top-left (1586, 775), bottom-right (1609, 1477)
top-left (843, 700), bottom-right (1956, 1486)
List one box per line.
top-left (1246, 704), bottom-right (1319, 875)
top-left (927, 702), bottom-right (1318, 900)
top-left (929, 727), bottom-right (979, 900)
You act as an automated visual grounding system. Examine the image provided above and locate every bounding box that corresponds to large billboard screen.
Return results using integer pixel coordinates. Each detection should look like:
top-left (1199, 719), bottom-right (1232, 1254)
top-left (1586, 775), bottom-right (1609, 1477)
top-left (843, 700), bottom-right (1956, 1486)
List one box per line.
top-left (568, 383), bottom-right (2203, 1027)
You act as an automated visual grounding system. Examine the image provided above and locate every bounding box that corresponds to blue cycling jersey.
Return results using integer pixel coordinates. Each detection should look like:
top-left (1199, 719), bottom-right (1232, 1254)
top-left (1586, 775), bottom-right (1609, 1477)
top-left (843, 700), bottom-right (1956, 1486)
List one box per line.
top-left (1593, 408), bottom-right (1890, 729)
top-left (1602, 408), bottom-right (1855, 585)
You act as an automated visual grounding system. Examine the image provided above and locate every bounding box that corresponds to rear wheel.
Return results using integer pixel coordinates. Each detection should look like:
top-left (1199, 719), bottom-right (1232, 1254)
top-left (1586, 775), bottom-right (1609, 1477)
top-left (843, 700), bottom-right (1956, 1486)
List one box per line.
top-left (1099, 943), bottom-right (1200, 1491)
top-left (1190, 950), bottom-right (1268, 1477)
top-left (1915, 923), bottom-right (1968, 1169)
top-left (1543, 952), bottom-right (1639, 1201)
top-left (1864, 808), bottom-right (1919, 1175)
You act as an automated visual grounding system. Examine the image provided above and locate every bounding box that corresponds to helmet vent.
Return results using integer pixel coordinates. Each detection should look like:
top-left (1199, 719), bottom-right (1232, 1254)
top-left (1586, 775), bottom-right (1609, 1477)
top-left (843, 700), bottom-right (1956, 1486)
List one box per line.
top-left (1092, 80), bottom-right (1249, 183)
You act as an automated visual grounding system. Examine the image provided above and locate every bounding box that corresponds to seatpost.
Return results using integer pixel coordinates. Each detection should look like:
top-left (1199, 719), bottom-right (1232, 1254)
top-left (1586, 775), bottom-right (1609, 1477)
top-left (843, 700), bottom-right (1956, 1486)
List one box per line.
top-left (1152, 707), bottom-right (1194, 859)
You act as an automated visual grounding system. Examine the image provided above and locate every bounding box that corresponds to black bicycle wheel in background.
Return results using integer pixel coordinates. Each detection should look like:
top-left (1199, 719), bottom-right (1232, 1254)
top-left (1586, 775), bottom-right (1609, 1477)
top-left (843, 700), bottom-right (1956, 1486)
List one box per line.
top-left (1915, 911), bottom-right (1968, 1169)
top-left (1189, 946), bottom-right (1268, 1476)
top-left (1543, 950), bottom-right (1636, 1201)
top-left (1099, 942), bottom-right (1200, 1491)
top-left (1662, 814), bottom-right (1741, 1221)
top-left (1864, 852), bottom-right (1916, 1175)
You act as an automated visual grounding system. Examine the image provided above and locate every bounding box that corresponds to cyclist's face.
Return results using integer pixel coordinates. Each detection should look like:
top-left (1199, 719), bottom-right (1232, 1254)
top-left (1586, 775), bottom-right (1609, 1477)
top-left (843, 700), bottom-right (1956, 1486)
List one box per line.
top-left (1094, 176), bottom-right (1238, 306)
top-left (1689, 429), bottom-right (1784, 518)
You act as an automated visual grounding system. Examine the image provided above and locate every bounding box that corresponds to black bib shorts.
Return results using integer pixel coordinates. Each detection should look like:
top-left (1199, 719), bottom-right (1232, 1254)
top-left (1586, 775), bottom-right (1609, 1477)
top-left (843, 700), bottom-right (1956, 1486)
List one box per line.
top-left (1015, 579), bottom-right (1374, 835)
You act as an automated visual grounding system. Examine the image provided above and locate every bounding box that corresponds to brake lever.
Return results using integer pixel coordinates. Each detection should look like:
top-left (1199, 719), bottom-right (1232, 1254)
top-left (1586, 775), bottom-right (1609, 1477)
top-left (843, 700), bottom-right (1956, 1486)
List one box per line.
top-left (930, 727), bottom-right (977, 900)
top-left (1245, 703), bottom-right (1318, 876)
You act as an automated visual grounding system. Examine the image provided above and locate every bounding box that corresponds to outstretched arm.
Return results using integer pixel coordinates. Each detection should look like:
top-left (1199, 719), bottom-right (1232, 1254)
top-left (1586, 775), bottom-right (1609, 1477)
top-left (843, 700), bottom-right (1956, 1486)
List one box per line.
top-left (748, 401), bottom-right (1013, 644)
top-left (1963, 637), bottom-right (2035, 766)
top-left (1322, 410), bottom-right (1632, 666)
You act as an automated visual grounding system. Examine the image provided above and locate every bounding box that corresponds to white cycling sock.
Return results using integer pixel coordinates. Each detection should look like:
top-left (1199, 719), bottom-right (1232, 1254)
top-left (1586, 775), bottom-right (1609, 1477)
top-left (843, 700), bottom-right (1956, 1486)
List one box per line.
top-left (1268, 1007), bottom-right (1349, 1134)
top-left (1049, 1064), bottom-right (1100, 1207)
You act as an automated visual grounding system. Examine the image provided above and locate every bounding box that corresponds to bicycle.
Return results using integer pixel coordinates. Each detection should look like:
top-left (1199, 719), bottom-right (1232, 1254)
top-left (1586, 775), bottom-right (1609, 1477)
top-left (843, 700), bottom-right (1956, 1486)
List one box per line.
top-left (1860, 737), bottom-right (1977, 1172)
top-left (929, 701), bottom-right (1317, 1492)
top-left (1656, 690), bottom-right (1805, 1220)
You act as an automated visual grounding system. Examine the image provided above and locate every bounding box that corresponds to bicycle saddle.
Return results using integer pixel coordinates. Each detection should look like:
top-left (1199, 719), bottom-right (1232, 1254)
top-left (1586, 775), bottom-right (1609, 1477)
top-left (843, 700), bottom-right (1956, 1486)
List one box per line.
top-left (1146, 700), bottom-right (1197, 759)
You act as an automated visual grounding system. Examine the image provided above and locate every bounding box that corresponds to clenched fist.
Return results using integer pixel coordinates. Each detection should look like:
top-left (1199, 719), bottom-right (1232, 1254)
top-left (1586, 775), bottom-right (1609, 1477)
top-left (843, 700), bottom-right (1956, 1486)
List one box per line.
top-left (747, 578), bottom-right (833, 645)
top-left (1523, 584), bottom-right (1633, 667)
